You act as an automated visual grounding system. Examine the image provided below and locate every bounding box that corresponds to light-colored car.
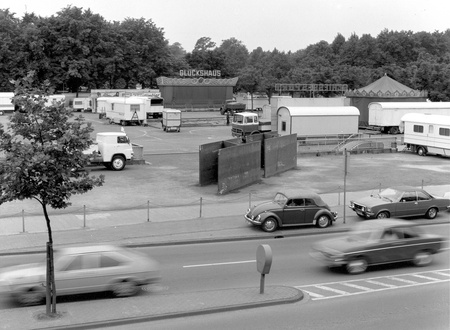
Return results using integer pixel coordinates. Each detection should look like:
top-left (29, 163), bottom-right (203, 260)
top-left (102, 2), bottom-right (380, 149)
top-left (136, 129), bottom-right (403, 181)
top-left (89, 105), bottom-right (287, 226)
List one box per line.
top-left (349, 186), bottom-right (450, 219)
top-left (0, 245), bottom-right (161, 306)
top-left (310, 219), bottom-right (444, 274)
top-left (245, 191), bottom-right (337, 232)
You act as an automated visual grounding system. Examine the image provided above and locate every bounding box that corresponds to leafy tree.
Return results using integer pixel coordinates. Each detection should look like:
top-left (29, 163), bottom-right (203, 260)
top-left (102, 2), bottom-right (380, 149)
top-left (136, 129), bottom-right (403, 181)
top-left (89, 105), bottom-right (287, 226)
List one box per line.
top-left (218, 37), bottom-right (249, 77)
top-left (0, 72), bottom-right (104, 314)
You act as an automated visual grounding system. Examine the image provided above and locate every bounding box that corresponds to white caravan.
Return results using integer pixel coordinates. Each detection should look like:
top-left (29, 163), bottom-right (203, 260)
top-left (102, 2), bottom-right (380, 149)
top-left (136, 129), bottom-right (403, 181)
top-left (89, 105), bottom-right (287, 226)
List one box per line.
top-left (368, 102), bottom-right (450, 134)
top-left (401, 113), bottom-right (450, 157)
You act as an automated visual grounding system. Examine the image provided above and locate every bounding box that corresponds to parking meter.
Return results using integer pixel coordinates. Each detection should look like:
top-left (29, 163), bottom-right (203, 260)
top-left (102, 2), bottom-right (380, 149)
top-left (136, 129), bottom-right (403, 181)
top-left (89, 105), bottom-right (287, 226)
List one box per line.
top-left (256, 244), bottom-right (272, 293)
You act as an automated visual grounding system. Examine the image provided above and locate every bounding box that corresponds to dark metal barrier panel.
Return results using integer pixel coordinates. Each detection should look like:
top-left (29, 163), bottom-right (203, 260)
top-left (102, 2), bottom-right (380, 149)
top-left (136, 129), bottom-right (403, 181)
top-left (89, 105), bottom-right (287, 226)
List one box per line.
top-left (217, 141), bottom-right (261, 195)
top-left (264, 134), bottom-right (297, 178)
top-left (199, 141), bottom-right (224, 186)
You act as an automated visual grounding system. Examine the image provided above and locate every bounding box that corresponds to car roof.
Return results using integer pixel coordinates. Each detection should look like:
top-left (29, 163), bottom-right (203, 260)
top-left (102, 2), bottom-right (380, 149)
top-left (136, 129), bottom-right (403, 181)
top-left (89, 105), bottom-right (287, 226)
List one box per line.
top-left (354, 219), bottom-right (413, 230)
top-left (388, 186), bottom-right (424, 192)
top-left (279, 191), bottom-right (321, 199)
top-left (57, 245), bottom-right (123, 255)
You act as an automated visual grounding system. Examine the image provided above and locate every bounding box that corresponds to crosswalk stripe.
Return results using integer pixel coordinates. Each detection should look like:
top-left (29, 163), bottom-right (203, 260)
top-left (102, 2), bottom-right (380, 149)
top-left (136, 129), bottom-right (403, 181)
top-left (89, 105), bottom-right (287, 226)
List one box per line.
top-left (303, 290), bottom-right (325, 298)
top-left (388, 277), bottom-right (418, 285)
top-left (315, 285), bottom-right (350, 295)
top-left (340, 282), bottom-right (374, 291)
top-left (433, 272), bottom-right (450, 277)
top-left (411, 274), bottom-right (440, 281)
top-left (366, 280), bottom-right (397, 288)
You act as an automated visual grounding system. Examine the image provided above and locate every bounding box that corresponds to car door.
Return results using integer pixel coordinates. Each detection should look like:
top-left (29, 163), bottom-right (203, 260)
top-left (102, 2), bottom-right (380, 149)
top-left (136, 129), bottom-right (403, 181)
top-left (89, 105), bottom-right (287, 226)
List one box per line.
top-left (375, 228), bottom-right (410, 262)
top-left (282, 198), bottom-right (305, 225)
top-left (55, 253), bottom-right (100, 295)
top-left (303, 198), bottom-right (323, 224)
top-left (395, 191), bottom-right (419, 217)
top-left (415, 190), bottom-right (434, 215)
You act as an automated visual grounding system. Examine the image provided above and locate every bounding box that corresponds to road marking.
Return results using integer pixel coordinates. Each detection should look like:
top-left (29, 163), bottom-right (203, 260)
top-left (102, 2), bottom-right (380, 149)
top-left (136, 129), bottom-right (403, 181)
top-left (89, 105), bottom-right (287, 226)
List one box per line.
top-left (411, 274), bottom-right (440, 281)
top-left (183, 260), bottom-right (256, 268)
top-left (295, 269), bottom-right (450, 301)
top-left (341, 282), bottom-right (374, 291)
top-left (315, 285), bottom-right (350, 295)
top-left (303, 291), bottom-right (325, 299)
top-left (366, 280), bottom-right (397, 288)
top-left (388, 277), bottom-right (417, 285)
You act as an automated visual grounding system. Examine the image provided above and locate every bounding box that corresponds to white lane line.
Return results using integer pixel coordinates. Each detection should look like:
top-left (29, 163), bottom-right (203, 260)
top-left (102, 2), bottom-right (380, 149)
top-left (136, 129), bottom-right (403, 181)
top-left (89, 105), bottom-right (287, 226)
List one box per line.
top-left (315, 285), bottom-right (350, 295)
top-left (183, 260), bottom-right (256, 268)
top-left (340, 282), bottom-right (374, 291)
top-left (411, 274), bottom-right (440, 281)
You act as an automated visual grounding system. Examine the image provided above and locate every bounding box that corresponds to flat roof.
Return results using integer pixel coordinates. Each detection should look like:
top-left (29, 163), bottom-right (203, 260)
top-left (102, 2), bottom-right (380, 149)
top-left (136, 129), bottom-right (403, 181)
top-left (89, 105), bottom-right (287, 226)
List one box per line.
top-left (278, 106), bottom-right (360, 116)
top-left (401, 113), bottom-right (450, 125)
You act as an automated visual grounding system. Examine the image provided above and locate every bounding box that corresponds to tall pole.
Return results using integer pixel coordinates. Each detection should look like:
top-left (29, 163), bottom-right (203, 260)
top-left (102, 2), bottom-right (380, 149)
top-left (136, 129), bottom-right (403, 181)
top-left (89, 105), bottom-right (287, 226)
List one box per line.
top-left (343, 149), bottom-right (347, 224)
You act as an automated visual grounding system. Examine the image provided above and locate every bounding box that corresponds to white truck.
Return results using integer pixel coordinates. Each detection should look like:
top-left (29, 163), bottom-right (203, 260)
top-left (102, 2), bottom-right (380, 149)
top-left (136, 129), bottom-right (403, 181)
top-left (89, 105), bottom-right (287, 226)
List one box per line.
top-left (83, 132), bottom-right (134, 170)
top-left (401, 113), bottom-right (450, 157)
top-left (368, 102), bottom-right (450, 134)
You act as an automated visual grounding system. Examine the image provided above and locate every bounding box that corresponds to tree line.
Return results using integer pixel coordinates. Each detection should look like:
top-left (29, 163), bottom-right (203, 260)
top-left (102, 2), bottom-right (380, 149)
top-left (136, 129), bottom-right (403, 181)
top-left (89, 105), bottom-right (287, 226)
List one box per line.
top-left (1, 6), bottom-right (449, 101)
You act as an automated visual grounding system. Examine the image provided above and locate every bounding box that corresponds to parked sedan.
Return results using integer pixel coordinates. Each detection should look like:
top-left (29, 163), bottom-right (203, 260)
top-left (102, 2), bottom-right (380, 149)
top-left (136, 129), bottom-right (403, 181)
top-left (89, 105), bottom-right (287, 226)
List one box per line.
top-left (245, 191), bottom-right (337, 232)
top-left (311, 219), bottom-right (444, 274)
top-left (0, 245), bottom-right (161, 306)
top-left (349, 186), bottom-right (450, 219)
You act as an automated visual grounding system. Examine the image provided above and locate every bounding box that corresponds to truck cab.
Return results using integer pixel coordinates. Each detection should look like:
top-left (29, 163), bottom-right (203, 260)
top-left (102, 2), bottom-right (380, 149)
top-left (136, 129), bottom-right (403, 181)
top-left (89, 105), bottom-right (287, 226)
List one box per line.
top-left (84, 132), bottom-right (133, 170)
top-left (231, 112), bottom-right (260, 137)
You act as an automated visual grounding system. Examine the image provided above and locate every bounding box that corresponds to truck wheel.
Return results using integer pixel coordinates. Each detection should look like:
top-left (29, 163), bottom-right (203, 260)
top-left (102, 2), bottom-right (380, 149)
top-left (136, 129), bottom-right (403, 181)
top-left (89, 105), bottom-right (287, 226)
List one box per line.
top-left (111, 156), bottom-right (126, 171)
top-left (417, 147), bottom-right (426, 156)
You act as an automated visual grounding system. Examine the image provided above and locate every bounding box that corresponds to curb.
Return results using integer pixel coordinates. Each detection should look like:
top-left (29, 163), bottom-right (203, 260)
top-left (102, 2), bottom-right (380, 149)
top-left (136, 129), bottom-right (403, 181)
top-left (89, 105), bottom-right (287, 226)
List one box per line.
top-left (32, 287), bottom-right (303, 330)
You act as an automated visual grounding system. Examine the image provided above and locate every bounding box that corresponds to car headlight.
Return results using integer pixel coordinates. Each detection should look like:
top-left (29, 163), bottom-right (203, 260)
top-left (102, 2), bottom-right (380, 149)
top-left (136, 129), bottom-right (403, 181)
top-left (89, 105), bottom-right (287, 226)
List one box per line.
top-left (350, 202), bottom-right (354, 208)
top-left (366, 207), bottom-right (371, 212)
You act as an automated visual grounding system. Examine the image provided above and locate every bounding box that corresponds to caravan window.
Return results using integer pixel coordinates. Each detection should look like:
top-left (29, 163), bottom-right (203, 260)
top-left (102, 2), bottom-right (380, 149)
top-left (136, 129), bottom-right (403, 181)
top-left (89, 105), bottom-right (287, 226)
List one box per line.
top-left (130, 104), bottom-right (140, 112)
top-left (413, 125), bottom-right (423, 133)
top-left (439, 128), bottom-right (450, 136)
top-left (281, 121), bottom-right (286, 132)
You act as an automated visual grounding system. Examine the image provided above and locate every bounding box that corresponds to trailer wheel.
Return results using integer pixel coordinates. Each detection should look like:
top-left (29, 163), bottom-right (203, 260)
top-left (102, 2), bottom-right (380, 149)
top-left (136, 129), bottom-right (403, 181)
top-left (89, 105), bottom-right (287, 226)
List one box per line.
top-left (110, 155), bottom-right (126, 171)
top-left (417, 147), bottom-right (427, 156)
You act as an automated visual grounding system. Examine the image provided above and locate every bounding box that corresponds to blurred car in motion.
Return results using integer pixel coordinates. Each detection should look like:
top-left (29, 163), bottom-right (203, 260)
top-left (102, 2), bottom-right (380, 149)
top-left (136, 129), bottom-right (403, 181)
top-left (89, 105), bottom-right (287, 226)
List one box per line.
top-left (245, 191), bottom-right (337, 232)
top-left (0, 245), bottom-right (160, 306)
top-left (310, 219), bottom-right (444, 274)
top-left (349, 186), bottom-right (450, 219)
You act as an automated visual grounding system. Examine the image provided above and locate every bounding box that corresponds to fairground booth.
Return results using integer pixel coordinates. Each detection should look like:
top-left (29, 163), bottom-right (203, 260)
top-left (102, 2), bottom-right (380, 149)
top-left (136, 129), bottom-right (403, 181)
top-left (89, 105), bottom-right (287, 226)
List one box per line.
top-left (157, 72), bottom-right (238, 110)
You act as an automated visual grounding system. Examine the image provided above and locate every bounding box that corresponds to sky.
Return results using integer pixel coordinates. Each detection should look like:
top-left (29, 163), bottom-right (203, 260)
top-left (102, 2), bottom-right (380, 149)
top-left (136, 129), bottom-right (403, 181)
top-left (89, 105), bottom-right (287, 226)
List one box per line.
top-left (3, 0), bottom-right (450, 53)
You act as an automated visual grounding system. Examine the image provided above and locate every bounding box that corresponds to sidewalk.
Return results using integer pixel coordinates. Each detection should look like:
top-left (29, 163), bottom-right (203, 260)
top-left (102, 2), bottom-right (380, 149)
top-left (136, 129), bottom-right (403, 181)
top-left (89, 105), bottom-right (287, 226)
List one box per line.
top-left (0, 186), bottom-right (449, 329)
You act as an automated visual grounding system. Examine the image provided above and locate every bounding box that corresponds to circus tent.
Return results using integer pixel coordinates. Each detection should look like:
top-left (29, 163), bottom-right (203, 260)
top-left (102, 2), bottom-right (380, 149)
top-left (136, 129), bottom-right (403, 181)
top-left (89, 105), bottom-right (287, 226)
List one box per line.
top-left (346, 74), bottom-right (428, 125)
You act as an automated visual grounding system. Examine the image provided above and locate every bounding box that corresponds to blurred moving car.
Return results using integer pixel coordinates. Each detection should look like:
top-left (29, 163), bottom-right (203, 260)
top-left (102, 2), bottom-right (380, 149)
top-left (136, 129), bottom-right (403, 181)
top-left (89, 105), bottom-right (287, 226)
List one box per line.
top-left (0, 245), bottom-right (160, 306)
top-left (245, 191), bottom-right (337, 232)
top-left (310, 219), bottom-right (444, 274)
top-left (349, 186), bottom-right (450, 219)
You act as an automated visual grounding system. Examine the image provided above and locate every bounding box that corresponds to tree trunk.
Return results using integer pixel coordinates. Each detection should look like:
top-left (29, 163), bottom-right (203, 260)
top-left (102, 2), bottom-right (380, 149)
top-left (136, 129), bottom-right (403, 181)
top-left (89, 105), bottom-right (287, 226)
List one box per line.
top-left (43, 204), bottom-right (56, 314)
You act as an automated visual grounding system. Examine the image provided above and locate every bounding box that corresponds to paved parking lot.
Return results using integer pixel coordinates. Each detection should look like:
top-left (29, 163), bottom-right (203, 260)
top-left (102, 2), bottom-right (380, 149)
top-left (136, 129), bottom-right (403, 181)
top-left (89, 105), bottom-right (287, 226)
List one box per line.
top-left (1, 112), bottom-right (449, 218)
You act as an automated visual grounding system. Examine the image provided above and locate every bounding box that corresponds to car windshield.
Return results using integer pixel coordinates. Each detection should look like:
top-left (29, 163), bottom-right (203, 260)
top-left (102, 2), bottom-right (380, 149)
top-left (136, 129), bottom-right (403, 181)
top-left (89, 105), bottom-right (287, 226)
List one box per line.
top-left (274, 193), bottom-right (288, 205)
top-left (346, 223), bottom-right (382, 242)
top-left (378, 188), bottom-right (403, 202)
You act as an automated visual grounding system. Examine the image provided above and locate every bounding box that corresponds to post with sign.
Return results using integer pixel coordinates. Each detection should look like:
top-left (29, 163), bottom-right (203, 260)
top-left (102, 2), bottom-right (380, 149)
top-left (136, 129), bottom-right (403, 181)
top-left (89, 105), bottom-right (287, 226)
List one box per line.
top-left (256, 244), bottom-right (272, 294)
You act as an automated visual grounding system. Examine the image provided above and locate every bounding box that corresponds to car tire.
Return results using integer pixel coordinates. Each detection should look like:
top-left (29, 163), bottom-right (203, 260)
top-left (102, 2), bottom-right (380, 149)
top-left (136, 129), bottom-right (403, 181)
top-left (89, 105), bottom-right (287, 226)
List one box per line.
top-left (111, 280), bottom-right (139, 297)
top-left (412, 250), bottom-right (433, 267)
top-left (425, 208), bottom-right (438, 219)
top-left (316, 215), bottom-right (330, 228)
top-left (417, 147), bottom-right (426, 156)
top-left (261, 218), bottom-right (278, 232)
top-left (111, 155), bottom-right (126, 171)
top-left (376, 211), bottom-right (390, 219)
top-left (16, 287), bottom-right (45, 306)
top-left (346, 258), bottom-right (368, 275)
